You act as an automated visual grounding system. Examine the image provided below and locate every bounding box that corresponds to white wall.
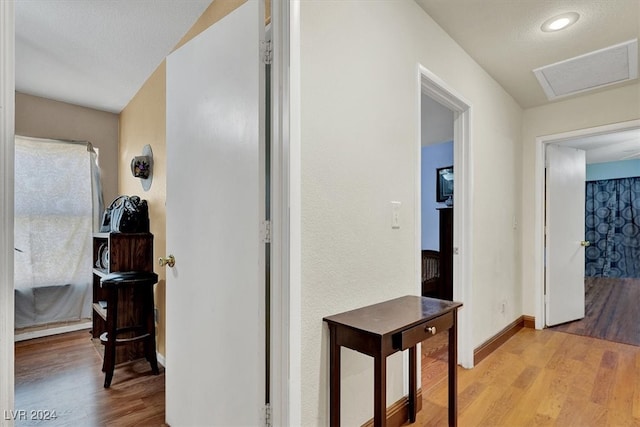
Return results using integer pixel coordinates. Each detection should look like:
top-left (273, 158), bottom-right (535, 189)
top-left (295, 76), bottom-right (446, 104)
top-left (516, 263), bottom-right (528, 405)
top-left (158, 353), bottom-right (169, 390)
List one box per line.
top-left (421, 94), bottom-right (453, 146)
top-left (298, 1), bottom-right (522, 424)
top-left (521, 82), bottom-right (640, 316)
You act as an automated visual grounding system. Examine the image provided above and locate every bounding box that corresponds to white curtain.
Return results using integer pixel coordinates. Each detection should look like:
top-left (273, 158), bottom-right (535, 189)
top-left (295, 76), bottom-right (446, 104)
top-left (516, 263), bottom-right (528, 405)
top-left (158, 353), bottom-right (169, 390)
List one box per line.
top-left (14, 135), bottom-right (103, 328)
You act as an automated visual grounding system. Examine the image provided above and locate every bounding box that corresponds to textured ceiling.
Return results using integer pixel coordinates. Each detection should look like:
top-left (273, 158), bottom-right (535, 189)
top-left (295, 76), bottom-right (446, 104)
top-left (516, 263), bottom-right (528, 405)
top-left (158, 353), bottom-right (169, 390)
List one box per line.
top-left (15, 0), bottom-right (212, 113)
top-left (16, 0), bottom-right (639, 113)
top-left (13, 0), bottom-right (640, 129)
top-left (415, 0), bottom-right (640, 162)
top-left (560, 128), bottom-right (640, 164)
top-left (415, 0), bottom-right (640, 109)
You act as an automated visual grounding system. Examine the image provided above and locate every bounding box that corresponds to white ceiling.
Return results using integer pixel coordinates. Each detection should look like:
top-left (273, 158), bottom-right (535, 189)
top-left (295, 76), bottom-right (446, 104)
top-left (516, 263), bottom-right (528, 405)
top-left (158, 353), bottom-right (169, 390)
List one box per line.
top-left (12, 0), bottom-right (640, 163)
top-left (415, 0), bottom-right (640, 164)
top-left (415, 0), bottom-right (640, 109)
top-left (15, 0), bottom-right (212, 113)
top-left (559, 128), bottom-right (640, 164)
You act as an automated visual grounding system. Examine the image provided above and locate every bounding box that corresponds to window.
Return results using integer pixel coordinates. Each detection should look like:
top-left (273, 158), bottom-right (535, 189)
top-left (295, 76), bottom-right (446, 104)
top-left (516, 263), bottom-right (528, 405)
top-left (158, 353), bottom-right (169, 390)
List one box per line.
top-left (14, 135), bottom-right (103, 328)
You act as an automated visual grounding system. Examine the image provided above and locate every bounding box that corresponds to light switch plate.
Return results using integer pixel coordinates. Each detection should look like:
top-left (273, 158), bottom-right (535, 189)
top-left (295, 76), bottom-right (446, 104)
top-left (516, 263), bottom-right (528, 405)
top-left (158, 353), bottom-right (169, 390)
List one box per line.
top-left (391, 201), bottom-right (401, 229)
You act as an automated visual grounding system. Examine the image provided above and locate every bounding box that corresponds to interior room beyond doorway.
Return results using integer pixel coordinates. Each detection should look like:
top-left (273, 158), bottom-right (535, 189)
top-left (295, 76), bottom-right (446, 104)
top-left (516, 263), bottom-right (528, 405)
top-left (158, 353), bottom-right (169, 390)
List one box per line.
top-left (420, 94), bottom-right (453, 301)
top-left (540, 122), bottom-right (640, 346)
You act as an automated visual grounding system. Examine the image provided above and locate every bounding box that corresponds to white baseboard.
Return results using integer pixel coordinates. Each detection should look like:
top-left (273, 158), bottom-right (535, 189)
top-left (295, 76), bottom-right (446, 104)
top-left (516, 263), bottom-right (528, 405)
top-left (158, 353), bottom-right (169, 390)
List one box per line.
top-left (15, 320), bottom-right (92, 342)
top-left (156, 351), bottom-right (166, 368)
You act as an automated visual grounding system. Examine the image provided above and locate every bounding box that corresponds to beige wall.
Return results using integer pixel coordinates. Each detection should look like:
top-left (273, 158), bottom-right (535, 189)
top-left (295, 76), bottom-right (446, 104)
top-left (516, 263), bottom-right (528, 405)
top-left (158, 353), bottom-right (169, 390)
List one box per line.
top-left (118, 63), bottom-right (168, 355)
top-left (520, 82), bottom-right (640, 317)
top-left (118, 0), bottom-right (246, 358)
top-left (15, 92), bottom-right (119, 204)
top-left (299, 1), bottom-right (523, 424)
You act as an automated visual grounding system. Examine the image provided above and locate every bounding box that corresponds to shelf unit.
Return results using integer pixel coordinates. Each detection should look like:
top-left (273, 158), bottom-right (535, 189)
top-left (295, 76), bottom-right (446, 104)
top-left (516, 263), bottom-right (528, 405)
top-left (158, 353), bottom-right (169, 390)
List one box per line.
top-left (92, 232), bottom-right (154, 364)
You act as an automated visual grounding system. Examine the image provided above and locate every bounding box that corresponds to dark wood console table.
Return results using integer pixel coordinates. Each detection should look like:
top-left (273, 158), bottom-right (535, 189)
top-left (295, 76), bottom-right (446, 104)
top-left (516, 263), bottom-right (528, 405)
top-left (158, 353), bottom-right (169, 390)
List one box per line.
top-left (323, 295), bottom-right (462, 427)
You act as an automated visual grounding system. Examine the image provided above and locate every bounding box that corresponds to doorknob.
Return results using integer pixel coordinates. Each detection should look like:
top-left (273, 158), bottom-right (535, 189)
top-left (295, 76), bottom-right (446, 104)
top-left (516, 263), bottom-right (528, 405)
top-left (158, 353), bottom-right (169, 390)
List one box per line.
top-left (159, 255), bottom-right (175, 268)
top-left (580, 241), bottom-right (591, 247)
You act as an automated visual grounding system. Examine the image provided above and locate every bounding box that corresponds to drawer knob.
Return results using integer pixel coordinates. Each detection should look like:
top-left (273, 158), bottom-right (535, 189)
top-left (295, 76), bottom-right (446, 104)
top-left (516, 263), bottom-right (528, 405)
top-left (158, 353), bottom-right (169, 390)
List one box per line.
top-left (425, 326), bottom-right (436, 335)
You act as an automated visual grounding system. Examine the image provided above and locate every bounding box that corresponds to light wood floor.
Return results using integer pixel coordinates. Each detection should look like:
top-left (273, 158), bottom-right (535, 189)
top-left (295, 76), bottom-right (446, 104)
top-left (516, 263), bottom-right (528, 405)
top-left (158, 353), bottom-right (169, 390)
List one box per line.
top-left (15, 327), bottom-right (640, 426)
top-left (417, 327), bottom-right (640, 426)
top-left (14, 330), bottom-right (165, 426)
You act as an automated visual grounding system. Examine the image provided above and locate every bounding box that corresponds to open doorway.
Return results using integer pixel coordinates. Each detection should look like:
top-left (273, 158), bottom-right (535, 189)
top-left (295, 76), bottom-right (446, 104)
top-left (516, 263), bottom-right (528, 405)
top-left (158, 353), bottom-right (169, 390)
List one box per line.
top-left (536, 120), bottom-right (640, 347)
top-left (418, 93), bottom-right (457, 402)
top-left (418, 66), bottom-right (473, 369)
top-left (420, 95), bottom-right (454, 301)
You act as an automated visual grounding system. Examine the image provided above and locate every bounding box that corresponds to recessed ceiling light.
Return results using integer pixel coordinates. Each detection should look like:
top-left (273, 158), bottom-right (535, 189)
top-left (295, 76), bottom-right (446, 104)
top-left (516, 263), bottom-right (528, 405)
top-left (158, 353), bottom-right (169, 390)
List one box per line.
top-left (541, 12), bottom-right (580, 32)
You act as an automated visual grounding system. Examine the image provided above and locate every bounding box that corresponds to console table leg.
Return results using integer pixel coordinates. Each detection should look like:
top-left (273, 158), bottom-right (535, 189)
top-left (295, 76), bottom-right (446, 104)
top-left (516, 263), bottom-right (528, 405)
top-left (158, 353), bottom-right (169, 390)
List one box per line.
top-left (329, 325), bottom-right (341, 427)
top-left (408, 346), bottom-right (417, 423)
top-left (448, 313), bottom-right (458, 427)
top-left (374, 354), bottom-right (386, 427)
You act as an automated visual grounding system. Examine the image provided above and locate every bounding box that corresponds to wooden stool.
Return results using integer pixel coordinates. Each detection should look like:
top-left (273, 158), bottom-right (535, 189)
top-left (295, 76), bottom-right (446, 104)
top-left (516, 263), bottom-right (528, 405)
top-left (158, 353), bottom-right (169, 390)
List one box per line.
top-left (99, 271), bottom-right (159, 388)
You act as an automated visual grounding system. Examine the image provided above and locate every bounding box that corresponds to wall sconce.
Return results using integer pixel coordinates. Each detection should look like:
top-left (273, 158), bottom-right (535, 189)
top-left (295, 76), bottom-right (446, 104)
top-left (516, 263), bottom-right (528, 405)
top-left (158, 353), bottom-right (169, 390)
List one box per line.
top-left (131, 144), bottom-right (153, 191)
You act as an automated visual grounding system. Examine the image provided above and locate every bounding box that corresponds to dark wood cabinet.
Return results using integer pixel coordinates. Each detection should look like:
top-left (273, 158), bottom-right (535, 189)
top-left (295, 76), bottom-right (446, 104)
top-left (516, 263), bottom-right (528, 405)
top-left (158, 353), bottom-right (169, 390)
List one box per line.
top-left (92, 232), bottom-right (154, 363)
top-left (438, 207), bottom-right (453, 301)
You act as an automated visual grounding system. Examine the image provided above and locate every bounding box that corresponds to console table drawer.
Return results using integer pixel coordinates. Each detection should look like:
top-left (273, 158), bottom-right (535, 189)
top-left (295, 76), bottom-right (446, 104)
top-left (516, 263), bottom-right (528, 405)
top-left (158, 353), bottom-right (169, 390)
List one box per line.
top-left (393, 311), bottom-right (453, 350)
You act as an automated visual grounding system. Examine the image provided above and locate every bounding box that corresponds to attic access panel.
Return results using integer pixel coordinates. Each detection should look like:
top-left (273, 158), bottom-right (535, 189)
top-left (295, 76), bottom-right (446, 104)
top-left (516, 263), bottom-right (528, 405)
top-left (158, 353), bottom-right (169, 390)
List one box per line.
top-left (534, 39), bottom-right (638, 101)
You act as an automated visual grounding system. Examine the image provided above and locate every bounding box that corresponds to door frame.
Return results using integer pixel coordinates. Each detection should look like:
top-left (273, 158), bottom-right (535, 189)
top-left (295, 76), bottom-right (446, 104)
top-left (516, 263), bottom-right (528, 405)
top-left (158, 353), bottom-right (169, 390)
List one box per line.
top-left (533, 119), bottom-right (640, 329)
top-left (269, 0), bottom-right (295, 425)
top-left (0, 0), bottom-right (15, 420)
top-left (418, 65), bottom-right (474, 369)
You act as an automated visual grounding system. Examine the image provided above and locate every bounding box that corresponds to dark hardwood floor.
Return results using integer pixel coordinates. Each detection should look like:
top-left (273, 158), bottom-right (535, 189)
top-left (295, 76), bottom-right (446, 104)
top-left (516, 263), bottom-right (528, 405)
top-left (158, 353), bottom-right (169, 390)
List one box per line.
top-left (14, 330), bottom-right (165, 426)
top-left (552, 277), bottom-right (640, 347)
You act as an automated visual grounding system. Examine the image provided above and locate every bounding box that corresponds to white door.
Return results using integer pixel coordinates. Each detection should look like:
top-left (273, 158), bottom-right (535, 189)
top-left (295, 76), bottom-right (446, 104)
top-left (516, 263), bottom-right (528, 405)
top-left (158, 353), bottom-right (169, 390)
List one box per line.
top-left (545, 144), bottom-right (586, 327)
top-left (165, 2), bottom-right (265, 425)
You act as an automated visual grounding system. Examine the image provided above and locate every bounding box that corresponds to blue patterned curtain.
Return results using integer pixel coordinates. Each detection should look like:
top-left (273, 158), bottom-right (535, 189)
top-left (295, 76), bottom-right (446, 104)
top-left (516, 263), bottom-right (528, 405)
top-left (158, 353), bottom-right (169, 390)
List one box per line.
top-left (585, 177), bottom-right (640, 278)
